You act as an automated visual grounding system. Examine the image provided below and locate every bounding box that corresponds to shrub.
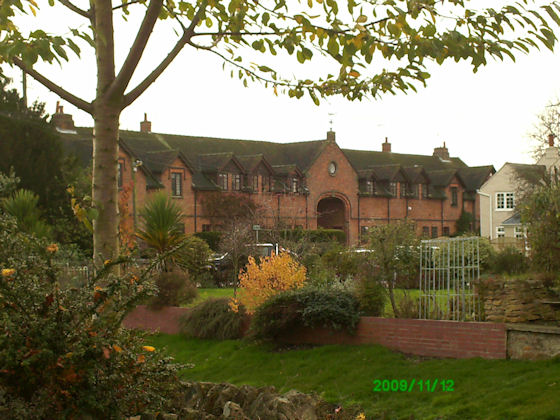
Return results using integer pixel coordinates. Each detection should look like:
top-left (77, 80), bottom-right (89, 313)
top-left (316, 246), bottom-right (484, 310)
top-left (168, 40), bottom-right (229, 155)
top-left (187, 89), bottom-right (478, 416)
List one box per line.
top-left (490, 246), bottom-right (529, 275)
top-left (181, 298), bottom-right (247, 340)
top-left (251, 288), bottom-right (361, 340)
top-left (194, 231), bottom-right (222, 251)
top-left (174, 235), bottom-right (212, 283)
top-left (0, 213), bottom-right (180, 419)
top-left (354, 276), bottom-right (386, 316)
top-left (150, 269), bottom-right (197, 308)
top-left (237, 252), bottom-right (306, 312)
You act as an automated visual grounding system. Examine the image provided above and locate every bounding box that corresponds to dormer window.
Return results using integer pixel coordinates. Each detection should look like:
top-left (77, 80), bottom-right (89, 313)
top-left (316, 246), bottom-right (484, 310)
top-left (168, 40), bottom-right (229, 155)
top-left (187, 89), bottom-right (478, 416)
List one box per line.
top-left (252, 175), bottom-right (259, 192)
top-left (171, 172), bottom-right (182, 197)
top-left (262, 175), bottom-right (270, 192)
top-left (421, 183), bottom-right (428, 199)
top-left (232, 174), bottom-right (242, 191)
top-left (366, 180), bottom-right (374, 195)
top-left (390, 182), bottom-right (397, 197)
top-left (400, 182), bottom-right (408, 198)
top-left (291, 177), bottom-right (299, 193)
top-left (118, 161), bottom-right (123, 189)
top-left (218, 173), bottom-right (228, 190)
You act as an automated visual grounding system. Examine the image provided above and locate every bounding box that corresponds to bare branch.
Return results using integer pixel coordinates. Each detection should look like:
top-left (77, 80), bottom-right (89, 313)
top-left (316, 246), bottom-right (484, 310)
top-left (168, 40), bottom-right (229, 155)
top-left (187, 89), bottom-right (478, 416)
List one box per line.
top-left (12, 57), bottom-right (92, 114)
top-left (112, 0), bottom-right (144, 11)
top-left (59, 0), bottom-right (91, 19)
top-left (123, 0), bottom-right (208, 108)
top-left (108, 0), bottom-right (164, 100)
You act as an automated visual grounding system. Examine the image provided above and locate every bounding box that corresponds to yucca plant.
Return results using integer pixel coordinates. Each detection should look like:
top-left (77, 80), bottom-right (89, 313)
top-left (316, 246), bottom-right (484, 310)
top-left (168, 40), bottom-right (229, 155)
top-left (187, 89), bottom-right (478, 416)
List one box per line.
top-left (2, 189), bottom-right (52, 238)
top-left (136, 192), bottom-right (185, 270)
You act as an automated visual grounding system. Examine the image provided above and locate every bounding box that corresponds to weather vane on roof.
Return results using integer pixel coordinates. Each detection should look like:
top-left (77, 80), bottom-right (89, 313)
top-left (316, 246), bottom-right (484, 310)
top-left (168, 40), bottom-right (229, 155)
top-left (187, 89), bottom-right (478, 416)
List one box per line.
top-left (328, 112), bottom-right (335, 131)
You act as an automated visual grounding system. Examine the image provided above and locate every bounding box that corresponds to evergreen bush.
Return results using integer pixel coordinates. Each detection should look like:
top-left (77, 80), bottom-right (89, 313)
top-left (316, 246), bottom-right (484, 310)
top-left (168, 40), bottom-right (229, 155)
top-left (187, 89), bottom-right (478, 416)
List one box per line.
top-left (251, 288), bottom-right (360, 340)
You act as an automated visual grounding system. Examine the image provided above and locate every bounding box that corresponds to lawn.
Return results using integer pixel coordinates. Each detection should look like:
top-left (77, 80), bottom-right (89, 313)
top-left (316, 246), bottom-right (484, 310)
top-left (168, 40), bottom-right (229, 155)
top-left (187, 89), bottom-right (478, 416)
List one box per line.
top-left (149, 334), bottom-right (560, 420)
top-left (187, 287), bottom-right (235, 307)
top-left (190, 287), bottom-right (445, 317)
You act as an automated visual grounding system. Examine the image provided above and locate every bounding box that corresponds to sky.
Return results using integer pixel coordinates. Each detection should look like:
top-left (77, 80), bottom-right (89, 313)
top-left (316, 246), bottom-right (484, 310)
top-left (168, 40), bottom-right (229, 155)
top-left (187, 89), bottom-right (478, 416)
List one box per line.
top-left (3, 1), bottom-right (560, 171)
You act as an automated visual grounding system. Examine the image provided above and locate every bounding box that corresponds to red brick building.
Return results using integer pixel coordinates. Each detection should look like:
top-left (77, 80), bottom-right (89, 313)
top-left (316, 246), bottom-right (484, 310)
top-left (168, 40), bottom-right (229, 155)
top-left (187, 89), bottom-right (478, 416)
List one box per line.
top-left (57, 110), bottom-right (494, 245)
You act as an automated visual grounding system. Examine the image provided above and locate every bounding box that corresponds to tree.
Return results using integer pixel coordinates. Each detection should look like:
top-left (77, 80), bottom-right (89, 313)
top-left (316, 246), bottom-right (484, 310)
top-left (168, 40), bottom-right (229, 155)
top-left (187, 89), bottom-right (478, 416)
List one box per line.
top-left (519, 169), bottom-right (560, 274)
top-left (2, 189), bottom-right (52, 238)
top-left (1, 0), bottom-right (559, 264)
top-left (528, 99), bottom-right (560, 160)
top-left (136, 192), bottom-right (185, 270)
top-left (0, 76), bottom-right (92, 253)
top-left (366, 221), bottom-right (419, 317)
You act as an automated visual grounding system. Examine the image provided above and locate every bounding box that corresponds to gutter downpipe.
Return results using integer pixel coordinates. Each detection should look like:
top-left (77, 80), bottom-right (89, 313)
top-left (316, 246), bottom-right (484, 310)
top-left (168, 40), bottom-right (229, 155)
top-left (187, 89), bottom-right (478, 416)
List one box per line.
top-left (477, 190), bottom-right (492, 239)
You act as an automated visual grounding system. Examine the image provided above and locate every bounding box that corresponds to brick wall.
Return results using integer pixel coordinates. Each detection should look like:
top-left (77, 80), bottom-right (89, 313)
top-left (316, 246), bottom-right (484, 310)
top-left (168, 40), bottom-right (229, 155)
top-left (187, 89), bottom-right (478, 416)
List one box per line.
top-left (280, 317), bottom-right (506, 359)
top-left (124, 306), bottom-right (506, 359)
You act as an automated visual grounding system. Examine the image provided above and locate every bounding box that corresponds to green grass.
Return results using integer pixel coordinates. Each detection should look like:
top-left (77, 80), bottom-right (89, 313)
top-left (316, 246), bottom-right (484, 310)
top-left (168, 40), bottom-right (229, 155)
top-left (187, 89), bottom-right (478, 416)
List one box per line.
top-left (187, 287), bottom-right (235, 307)
top-left (149, 334), bottom-right (560, 420)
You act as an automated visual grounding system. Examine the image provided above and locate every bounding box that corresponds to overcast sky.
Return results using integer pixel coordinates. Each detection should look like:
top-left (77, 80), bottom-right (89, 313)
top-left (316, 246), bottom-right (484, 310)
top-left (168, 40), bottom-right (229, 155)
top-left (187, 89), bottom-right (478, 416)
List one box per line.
top-left (3, 2), bottom-right (560, 171)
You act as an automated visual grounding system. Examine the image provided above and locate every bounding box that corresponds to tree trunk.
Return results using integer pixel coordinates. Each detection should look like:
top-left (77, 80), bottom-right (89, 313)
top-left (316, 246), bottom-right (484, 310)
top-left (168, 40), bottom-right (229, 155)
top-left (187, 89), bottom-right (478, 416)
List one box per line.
top-left (92, 0), bottom-right (120, 265)
top-left (92, 103), bottom-right (121, 265)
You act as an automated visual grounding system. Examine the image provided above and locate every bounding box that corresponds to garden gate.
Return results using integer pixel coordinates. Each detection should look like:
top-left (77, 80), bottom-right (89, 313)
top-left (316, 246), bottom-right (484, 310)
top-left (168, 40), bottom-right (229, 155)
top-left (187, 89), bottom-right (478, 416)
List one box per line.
top-left (419, 236), bottom-right (480, 321)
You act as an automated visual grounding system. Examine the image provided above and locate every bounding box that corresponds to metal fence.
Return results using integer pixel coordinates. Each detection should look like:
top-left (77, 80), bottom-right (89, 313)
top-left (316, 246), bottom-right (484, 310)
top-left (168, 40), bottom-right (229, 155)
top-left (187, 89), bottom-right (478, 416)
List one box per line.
top-left (419, 236), bottom-right (480, 321)
top-left (58, 264), bottom-right (91, 288)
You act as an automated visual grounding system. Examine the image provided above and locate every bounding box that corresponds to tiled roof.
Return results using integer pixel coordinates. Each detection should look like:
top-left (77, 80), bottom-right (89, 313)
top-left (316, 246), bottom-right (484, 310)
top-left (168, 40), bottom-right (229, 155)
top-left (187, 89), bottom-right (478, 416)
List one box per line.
top-left (58, 128), bottom-right (490, 194)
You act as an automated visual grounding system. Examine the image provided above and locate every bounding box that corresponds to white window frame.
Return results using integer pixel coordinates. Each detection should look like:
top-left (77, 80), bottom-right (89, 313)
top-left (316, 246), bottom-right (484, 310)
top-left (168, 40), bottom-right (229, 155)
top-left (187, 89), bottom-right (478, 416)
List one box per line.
top-left (496, 192), bottom-right (514, 210)
top-left (171, 172), bottom-right (182, 197)
top-left (496, 226), bottom-right (505, 238)
top-left (514, 226), bottom-right (525, 239)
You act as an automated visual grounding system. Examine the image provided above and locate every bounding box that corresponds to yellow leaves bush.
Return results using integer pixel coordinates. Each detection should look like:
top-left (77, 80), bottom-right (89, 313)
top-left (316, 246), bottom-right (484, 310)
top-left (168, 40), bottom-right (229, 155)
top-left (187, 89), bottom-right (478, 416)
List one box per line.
top-left (237, 252), bottom-right (306, 312)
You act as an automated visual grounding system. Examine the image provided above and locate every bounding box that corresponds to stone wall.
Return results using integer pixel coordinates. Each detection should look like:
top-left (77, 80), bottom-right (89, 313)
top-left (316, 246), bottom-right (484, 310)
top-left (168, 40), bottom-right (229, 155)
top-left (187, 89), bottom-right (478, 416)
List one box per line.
top-left (480, 276), bottom-right (560, 323)
top-left (507, 324), bottom-right (560, 360)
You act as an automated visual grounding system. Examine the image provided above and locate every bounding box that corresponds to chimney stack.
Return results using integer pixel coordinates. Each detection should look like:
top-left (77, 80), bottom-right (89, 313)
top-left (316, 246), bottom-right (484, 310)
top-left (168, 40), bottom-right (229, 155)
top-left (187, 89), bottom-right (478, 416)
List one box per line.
top-left (326, 130), bottom-right (336, 142)
top-left (51, 101), bottom-right (75, 131)
top-left (382, 137), bottom-right (391, 153)
top-left (433, 142), bottom-right (450, 160)
top-left (140, 113), bottom-right (152, 133)
top-left (548, 133), bottom-right (555, 147)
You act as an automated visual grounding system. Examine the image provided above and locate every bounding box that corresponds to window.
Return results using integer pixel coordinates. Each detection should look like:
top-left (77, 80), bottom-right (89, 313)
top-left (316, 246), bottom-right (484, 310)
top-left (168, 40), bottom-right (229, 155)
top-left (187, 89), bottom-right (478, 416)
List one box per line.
top-left (232, 174), bottom-right (241, 191)
top-left (202, 224), bottom-right (211, 232)
top-left (291, 177), bottom-right (299, 193)
top-left (422, 226), bottom-right (430, 237)
top-left (390, 182), bottom-right (397, 197)
top-left (496, 192), bottom-right (514, 210)
top-left (422, 183), bottom-right (428, 199)
top-left (443, 226), bottom-right (450, 236)
top-left (411, 184), bottom-right (419, 198)
top-left (431, 226), bottom-right (438, 238)
top-left (218, 173), bottom-right (228, 190)
top-left (400, 182), bottom-right (408, 198)
top-left (514, 226), bottom-right (524, 239)
top-left (117, 162), bottom-right (123, 188)
top-left (451, 187), bottom-right (458, 207)
top-left (366, 180), bottom-right (374, 195)
top-left (171, 172), bottom-right (182, 197)
top-left (496, 226), bottom-right (505, 238)
top-left (252, 175), bottom-right (259, 192)
top-left (262, 175), bottom-right (270, 192)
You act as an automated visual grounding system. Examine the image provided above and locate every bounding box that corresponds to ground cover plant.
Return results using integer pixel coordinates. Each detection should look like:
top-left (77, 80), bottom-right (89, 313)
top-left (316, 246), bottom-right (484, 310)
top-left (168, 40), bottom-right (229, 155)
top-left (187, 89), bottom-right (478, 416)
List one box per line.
top-left (150, 334), bottom-right (560, 420)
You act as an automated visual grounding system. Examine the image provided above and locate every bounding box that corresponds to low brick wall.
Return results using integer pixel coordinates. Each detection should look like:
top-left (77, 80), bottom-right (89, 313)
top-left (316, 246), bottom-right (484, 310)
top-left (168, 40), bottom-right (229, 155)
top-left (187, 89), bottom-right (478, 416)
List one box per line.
top-left (280, 317), bottom-right (507, 359)
top-left (124, 306), bottom-right (507, 359)
top-left (123, 305), bottom-right (189, 334)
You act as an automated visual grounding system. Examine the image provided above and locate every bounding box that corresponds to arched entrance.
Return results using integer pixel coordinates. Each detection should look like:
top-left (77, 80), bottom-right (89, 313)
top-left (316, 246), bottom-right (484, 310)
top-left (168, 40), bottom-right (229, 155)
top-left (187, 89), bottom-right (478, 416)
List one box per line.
top-left (317, 196), bottom-right (346, 231)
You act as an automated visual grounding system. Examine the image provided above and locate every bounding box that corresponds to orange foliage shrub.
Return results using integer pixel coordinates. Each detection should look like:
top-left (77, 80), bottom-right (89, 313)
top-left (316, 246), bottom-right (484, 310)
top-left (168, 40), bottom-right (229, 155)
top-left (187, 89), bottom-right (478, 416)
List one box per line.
top-left (237, 252), bottom-right (306, 312)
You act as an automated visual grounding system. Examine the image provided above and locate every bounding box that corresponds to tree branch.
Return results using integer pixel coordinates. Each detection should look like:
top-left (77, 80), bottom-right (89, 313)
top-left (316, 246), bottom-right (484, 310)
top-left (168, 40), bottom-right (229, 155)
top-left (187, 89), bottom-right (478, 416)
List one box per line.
top-left (59, 0), bottom-right (91, 19)
top-left (122, 0), bottom-right (208, 108)
top-left (12, 57), bottom-right (92, 114)
top-left (108, 0), bottom-right (164, 100)
top-left (112, 0), bottom-right (143, 11)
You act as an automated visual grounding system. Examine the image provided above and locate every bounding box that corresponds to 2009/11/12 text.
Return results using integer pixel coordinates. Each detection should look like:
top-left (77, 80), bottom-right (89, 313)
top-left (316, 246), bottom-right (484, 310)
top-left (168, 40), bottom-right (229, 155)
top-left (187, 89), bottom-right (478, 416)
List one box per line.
top-left (372, 379), bottom-right (454, 392)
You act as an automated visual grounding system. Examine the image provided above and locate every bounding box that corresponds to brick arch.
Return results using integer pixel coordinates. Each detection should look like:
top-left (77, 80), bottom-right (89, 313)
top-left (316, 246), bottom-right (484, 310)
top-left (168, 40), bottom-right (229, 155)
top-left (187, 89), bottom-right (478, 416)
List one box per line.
top-left (316, 192), bottom-right (351, 243)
